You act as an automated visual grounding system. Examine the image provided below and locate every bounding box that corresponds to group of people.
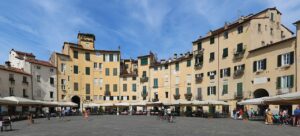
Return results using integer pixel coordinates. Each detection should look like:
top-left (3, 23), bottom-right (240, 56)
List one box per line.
top-left (158, 107), bottom-right (174, 123)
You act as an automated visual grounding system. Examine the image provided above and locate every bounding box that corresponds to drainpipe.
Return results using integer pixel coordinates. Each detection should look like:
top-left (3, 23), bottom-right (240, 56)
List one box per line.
top-left (30, 64), bottom-right (34, 100)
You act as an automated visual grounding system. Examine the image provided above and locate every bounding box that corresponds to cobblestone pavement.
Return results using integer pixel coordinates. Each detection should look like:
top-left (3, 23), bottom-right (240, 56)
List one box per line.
top-left (1, 115), bottom-right (299, 136)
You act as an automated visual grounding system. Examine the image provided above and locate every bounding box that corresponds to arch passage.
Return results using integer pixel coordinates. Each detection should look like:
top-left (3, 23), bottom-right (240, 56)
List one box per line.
top-left (253, 89), bottom-right (269, 98)
top-left (71, 95), bottom-right (80, 109)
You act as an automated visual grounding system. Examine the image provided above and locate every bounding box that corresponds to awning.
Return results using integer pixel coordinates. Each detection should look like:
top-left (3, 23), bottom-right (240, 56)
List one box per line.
top-left (263, 92), bottom-right (300, 104)
top-left (58, 102), bottom-right (78, 107)
top-left (0, 97), bottom-right (17, 105)
top-left (99, 103), bottom-right (114, 107)
top-left (3, 96), bottom-right (41, 105)
top-left (238, 97), bottom-right (266, 105)
top-left (114, 102), bottom-right (130, 106)
top-left (146, 101), bottom-right (162, 106)
top-left (192, 100), bottom-right (228, 106)
top-left (83, 103), bottom-right (100, 107)
top-left (131, 101), bottom-right (147, 106)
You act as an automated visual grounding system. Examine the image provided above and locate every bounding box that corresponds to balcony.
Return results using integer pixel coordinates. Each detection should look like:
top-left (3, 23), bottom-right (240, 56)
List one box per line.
top-left (184, 93), bottom-right (193, 101)
top-left (233, 49), bottom-right (245, 59)
top-left (277, 88), bottom-right (292, 95)
top-left (195, 76), bottom-right (203, 83)
top-left (141, 91), bottom-right (148, 98)
top-left (234, 92), bottom-right (243, 99)
top-left (195, 95), bottom-right (202, 101)
top-left (173, 94), bottom-right (180, 100)
top-left (234, 69), bottom-right (244, 77)
top-left (152, 98), bottom-right (159, 102)
top-left (194, 62), bottom-right (203, 69)
top-left (193, 49), bottom-right (204, 55)
top-left (61, 85), bottom-right (66, 90)
top-left (140, 77), bottom-right (149, 82)
top-left (9, 77), bottom-right (15, 85)
top-left (22, 80), bottom-right (29, 85)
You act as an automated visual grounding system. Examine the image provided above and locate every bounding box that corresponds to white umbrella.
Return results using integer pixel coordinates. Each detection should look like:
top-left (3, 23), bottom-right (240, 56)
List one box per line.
top-left (263, 92), bottom-right (300, 104)
top-left (192, 100), bottom-right (228, 106)
top-left (99, 103), bottom-right (114, 107)
top-left (114, 102), bottom-right (130, 106)
top-left (3, 96), bottom-right (40, 105)
top-left (238, 97), bottom-right (266, 105)
top-left (58, 101), bottom-right (78, 107)
top-left (146, 101), bottom-right (162, 106)
top-left (131, 101), bottom-right (147, 106)
top-left (0, 97), bottom-right (17, 105)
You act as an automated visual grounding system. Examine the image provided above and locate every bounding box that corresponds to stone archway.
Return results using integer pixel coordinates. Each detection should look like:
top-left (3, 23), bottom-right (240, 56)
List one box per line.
top-left (71, 95), bottom-right (80, 109)
top-left (253, 89), bottom-right (269, 98)
top-left (253, 89), bottom-right (269, 116)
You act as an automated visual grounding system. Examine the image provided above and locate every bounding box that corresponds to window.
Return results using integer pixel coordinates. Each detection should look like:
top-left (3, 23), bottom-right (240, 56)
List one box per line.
top-left (277, 75), bottom-right (294, 89)
top-left (237, 83), bottom-right (243, 97)
top-left (237, 26), bottom-right (243, 34)
top-left (94, 78), bottom-right (98, 85)
top-left (270, 12), bottom-right (274, 21)
top-left (50, 68), bottom-right (54, 73)
top-left (142, 71), bottom-right (146, 77)
top-left (86, 96), bottom-right (90, 100)
top-left (270, 28), bottom-right (273, 35)
top-left (141, 57), bottom-right (148, 65)
top-left (210, 37), bottom-right (215, 44)
top-left (113, 84), bottom-right (118, 92)
top-left (74, 83), bottom-right (78, 91)
top-left (207, 86), bottom-right (216, 95)
top-left (132, 84), bottom-right (136, 92)
top-left (99, 63), bottom-right (102, 71)
top-left (154, 67), bottom-right (158, 71)
top-left (50, 92), bottom-right (53, 98)
top-left (37, 75), bottom-right (41, 82)
top-left (61, 63), bottom-right (66, 72)
top-left (123, 84), bottom-right (127, 92)
top-left (85, 52), bottom-right (90, 61)
top-left (85, 67), bottom-right (90, 75)
top-left (132, 77), bottom-right (136, 80)
top-left (94, 63), bottom-right (97, 69)
top-left (234, 64), bottom-right (245, 72)
top-left (175, 88), bottom-right (179, 95)
top-left (220, 68), bottom-right (231, 78)
top-left (74, 65), bottom-right (78, 74)
top-left (153, 78), bottom-right (158, 88)
top-left (253, 59), bottom-right (267, 72)
top-left (175, 76), bottom-right (180, 85)
top-left (236, 43), bottom-right (244, 53)
top-left (36, 66), bottom-right (41, 69)
top-left (50, 77), bottom-right (54, 85)
top-left (99, 78), bottom-right (103, 87)
top-left (61, 79), bottom-right (66, 90)
top-left (222, 48), bottom-right (228, 58)
top-left (73, 50), bottom-right (78, 59)
top-left (132, 96), bottom-right (137, 100)
top-left (207, 71), bottom-right (216, 80)
top-left (86, 84), bottom-right (90, 94)
top-left (197, 42), bottom-right (202, 50)
top-left (222, 84), bottom-right (228, 95)
top-left (278, 52), bottom-right (294, 67)
top-left (109, 54), bottom-right (114, 62)
top-left (113, 68), bottom-right (118, 76)
top-left (258, 23), bottom-right (261, 32)
top-left (105, 84), bottom-right (110, 96)
top-left (165, 92), bottom-right (168, 98)
top-left (9, 87), bottom-right (14, 96)
top-left (164, 65), bottom-right (168, 69)
top-left (23, 89), bottom-right (27, 97)
top-left (209, 52), bottom-right (215, 61)
top-left (22, 76), bottom-right (27, 83)
top-left (187, 87), bottom-right (191, 94)
top-left (105, 68), bottom-right (110, 76)
top-left (187, 60), bottom-right (191, 67)
top-left (175, 62), bottom-right (179, 71)
top-left (113, 54), bottom-right (118, 62)
top-left (224, 31), bottom-right (228, 39)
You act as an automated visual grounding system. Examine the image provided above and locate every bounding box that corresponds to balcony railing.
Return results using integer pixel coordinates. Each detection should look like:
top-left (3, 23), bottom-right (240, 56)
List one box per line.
top-left (195, 76), bottom-right (203, 83)
top-left (194, 62), bottom-right (203, 69)
top-left (233, 49), bottom-right (245, 59)
top-left (152, 98), bottom-right (159, 102)
top-left (22, 80), bottom-right (29, 85)
top-left (195, 95), bottom-right (202, 101)
top-left (141, 92), bottom-right (148, 98)
top-left (234, 69), bottom-right (244, 77)
top-left (105, 91), bottom-right (111, 96)
top-left (184, 93), bottom-right (193, 101)
top-left (277, 88), bottom-right (292, 95)
top-left (234, 92), bottom-right (243, 99)
top-left (173, 94), bottom-right (180, 100)
top-left (193, 49), bottom-right (204, 55)
top-left (140, 77), bottom-right (149, 82)
top-left (9, 77), bottom-right (15, 84)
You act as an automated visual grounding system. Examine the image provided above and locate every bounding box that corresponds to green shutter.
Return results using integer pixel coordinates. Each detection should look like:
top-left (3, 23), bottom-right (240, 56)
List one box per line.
top-left (223, 84), bottom-right (228, 95)
top-left (187, 60), bottom-right (191, 67)
top-left (290, 75), bottom-right (294, 88)
top-left (187, 87), bottom-right (191, 94)
top-left (276, 77), bottom-right (281, 89)
top-left (237, 83), bottom-right (243, 96)
top-left (176, 88), bottom-right (179, 95)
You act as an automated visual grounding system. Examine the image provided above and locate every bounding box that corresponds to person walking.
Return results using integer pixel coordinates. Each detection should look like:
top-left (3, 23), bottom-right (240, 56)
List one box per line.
top-left (265, 108), bottom-right (273, 125)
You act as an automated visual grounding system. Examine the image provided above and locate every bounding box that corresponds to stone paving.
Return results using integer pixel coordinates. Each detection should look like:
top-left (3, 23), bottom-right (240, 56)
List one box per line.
top-left (1, 115), bottom-right (299, 136)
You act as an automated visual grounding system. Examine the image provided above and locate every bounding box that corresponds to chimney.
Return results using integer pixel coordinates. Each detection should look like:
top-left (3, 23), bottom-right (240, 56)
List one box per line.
top-left (161, 59), bottom-right (165, 63)
top-left (174, 53), bottom-right (177, 59)
top-left (180, 53), bottom-right (183, 57)
top-left (224, 22), bottom-right (229, 29)
top-left (5, 61), bottom-right (11, 67)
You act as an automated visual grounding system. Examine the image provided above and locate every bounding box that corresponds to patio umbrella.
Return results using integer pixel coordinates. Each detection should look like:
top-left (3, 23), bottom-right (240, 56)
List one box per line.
top-left (146, 101), bottom-right (162, 106)
top-left (131, 101), bottom-right (147, 106)
top-left (263, 92), bottom-right (300, 104)
top-left (99, 103), bottom-right (114, 107)
top-left (0, 97), bottom-right (17, 105)
top-left (237, 97), bottom-right (266, 105)
top-left (3, 96), bottom-right (41, 105)
top-left (58, 101), bottom-right (78, 107)
top-left (114, 102), bottom-right (130, 107)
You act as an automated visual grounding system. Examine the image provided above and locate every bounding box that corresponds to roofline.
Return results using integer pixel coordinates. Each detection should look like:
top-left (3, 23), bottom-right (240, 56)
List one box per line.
top-left (69, 45), bottom-right (120, 53)
top-left (0, 66), bottom-right (32, 76)
top-left (293, 20), bottom-right (300, 25)
top-left (281, 24), bottom-right (294, 35)
top-left (192, 7), bottom-right (281, 44)
top-left (249, 37), bottom-right (296, 53)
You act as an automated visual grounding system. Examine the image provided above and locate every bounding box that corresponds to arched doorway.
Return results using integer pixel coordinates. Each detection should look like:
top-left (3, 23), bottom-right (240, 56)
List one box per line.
top-left (71, 95), bottom-right (80, 109)
top-left (253, 89), bottom-right (269, 116)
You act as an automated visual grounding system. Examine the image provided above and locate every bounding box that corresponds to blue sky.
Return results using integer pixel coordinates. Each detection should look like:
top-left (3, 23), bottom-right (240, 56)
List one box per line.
top-left (0, 0), bottom-right (300, 63)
